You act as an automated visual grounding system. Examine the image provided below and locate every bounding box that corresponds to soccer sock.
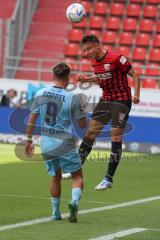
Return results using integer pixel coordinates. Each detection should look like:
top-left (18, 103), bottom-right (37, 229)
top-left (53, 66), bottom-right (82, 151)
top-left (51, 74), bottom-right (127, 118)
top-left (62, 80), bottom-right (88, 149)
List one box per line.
top-left (79, 136), bottom-right (95, 164)
top-left (51, 197), bottom-right (60, 215)
top-left (105, 142), bottom-right (122, 182)
top-left (71, 188), bottom-right (82, 205)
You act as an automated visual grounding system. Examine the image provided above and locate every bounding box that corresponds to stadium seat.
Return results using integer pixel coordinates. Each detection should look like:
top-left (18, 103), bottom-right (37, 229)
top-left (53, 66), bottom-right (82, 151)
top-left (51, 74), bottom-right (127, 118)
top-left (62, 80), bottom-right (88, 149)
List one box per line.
top-left (139, 19), bottom-right (154, 32)
top-left (141, 78), bottom-right (157, 88)
top-left (81, 1), bottom-right (91, 14)
top-left (102, 31), bottom-right (117, 45)
top-left (127, 77), bottom-right (134, 87)
top-left (143, 5), bottom-right (157, 18)
top-left (146, 0), bottom-right (160, 4)
top-left (126, 4), bottom-right (141, 18)
top-left (132, 47), bottom-right (146, 61)
top-left (68, 28), bottom-right (83, 42)
top-left (145, 63), bottom-right (159, 76)
top-left (149, 48), bottom-right (160, 62)
top-left (153, 34), bottom-right (160, 48)
top-left (86, 29), bottom-right (102, 38)
top-left (132, 62), bottom-right (144, 75)
top-left (116, 46), bottom-right (130, 58)
top-left (130, 0), bottom-right (144, 3)
top-left (119, 32), bottom-right (134, 46)
top-left (110, 3), bottom-right (124, 16)
top-left (135, 33), bottom-right (150, 47)
top-left (156, 21), bottom-right (160, 33)
top-left (106, 17), bottom-right (120, 31)
top-left (66, 58), bottom-right (78, 71)
top-left (78, 58), bottom-right (92, 72)
top-left (73, 18), bottom-right (87, 29)
top-left (89, 16), bottom-right (104, 29)
top-left (93, 2), bottom-right (108, 15)
top-left (68, 29), bottom-right (83, 42)
top-left (64, 43), bottom-right (79, 57)
top-left (122, 18), bottom-right (137, 32)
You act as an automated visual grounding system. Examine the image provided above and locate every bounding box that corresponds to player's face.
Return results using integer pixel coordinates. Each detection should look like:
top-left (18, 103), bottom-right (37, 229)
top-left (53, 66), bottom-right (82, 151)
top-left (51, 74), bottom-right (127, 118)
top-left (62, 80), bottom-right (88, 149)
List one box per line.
top-left (81, 42), bottom-right (100, 60)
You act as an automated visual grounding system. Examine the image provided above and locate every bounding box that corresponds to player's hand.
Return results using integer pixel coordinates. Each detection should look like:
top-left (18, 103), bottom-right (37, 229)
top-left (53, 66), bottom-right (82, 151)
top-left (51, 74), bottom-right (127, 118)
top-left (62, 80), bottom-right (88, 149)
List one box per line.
top-left (132, 95), bottom-right (140, 104)
top-left (25, 141), bottom-right (35, 157)
top-left (76, 74), bottom-right (88, 82)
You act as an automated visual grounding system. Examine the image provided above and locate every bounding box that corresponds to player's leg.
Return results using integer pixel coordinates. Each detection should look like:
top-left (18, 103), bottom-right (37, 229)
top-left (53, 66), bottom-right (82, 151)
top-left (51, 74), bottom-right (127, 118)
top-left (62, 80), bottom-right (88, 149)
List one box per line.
top-left (50, 168), bottom-right (62, 220)
top-left (69, 169), bottom-right (83, 223)
top-left (95, 101), bottom-right (131, 190)
top-left (79, 99), bottom-right (109, 164)
top-left (44, 159), bottom-right (62, 220)
top-left (60, 150), bottom-right (83, 222)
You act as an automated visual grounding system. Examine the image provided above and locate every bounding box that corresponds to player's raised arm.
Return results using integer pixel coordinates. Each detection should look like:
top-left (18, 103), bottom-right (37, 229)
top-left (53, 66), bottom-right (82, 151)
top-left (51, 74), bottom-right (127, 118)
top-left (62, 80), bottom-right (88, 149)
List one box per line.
top-left (76, 74), bottom-right (97, 82)
top-left (128, 67), bottom-right (140, 104)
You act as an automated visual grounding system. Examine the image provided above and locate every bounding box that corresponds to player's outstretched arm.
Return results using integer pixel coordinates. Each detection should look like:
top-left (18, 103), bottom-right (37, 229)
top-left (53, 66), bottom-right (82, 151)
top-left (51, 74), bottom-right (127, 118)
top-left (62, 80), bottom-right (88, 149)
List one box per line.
top-left (76, 74), bottom-right (97, 82)
top-left (128, 68), bottom-right (140, 104)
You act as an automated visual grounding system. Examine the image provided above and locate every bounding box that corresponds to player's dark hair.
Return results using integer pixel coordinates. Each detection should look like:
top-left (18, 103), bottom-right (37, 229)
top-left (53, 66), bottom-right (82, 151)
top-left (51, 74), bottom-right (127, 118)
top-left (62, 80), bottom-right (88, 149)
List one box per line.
top-left (53, 62), bottom-right (70, 79)
top-left (80, 34), bottom-right (100, 45)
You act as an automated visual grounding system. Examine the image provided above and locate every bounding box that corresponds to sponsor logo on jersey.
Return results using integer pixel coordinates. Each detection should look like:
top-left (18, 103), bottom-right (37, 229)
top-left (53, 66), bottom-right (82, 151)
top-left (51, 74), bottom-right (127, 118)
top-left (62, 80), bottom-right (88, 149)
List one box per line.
top-left (120, 56), bottom-right (127, 64)
top-left (104, 64), bottom-right (110, 71)
top-left (96, 72), bottom-right (112, 80)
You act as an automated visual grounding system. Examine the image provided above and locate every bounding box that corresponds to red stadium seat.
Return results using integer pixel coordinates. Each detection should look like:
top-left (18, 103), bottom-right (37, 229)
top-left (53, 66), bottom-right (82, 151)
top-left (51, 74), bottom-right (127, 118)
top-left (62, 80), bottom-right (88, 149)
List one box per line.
top-left (156, 21), bottom-right (160, 33)
top-left (135, 33), bottom-right (150, 47)
top-left (78, 58), bottom-right (92, 72)
top-left (68, 29), bottom-right (83, 42)
top-left (102, 31), bottom-right (117, 45)
top-left (110, 3), bottom-right (124, 16)
top-left (66, 58), bottom-right (78, 71)
top-left (64, 43), bottom-right (79, 57)
top-left (93, 2), bottom-right (108, 15)
top-left (81, 1), bottom-right (91, 14)
top-left (119, 32), bottom-right (134, 46)
top-left (145, 63), bottom-right (159, 76)
top-left (149, 48), bottom-right (160, 62)
top-left (153, 34), bottom-right (160, 48)
top-left (116, 46), bottom-right (130, 58)
top-left (73, 18), bottom-right (87, 29)
top-left (106, 17), bottom-right (120, 31)
top-left (89, 16), bottom-right (104, 29)
top-left (126, 4), bottom-right (141, 18)
top-left (122, 18), bottom-right (137, 32)
top-left (146, 0), bottom-right (160, 3)
top-left (132, 47), bottom-right (146, 61)
top-left (127, 77), bottom-right (134, 87)
top-left (132, 62), bottom-right (145, 75)
top-left (139, 19), bottom-right (154, 32)
top-left (130, 0), bottom-right (144, 3)
top-left (86, 29), bottom-right (102, 38)
top-left (143, 5), bottom-right (157, 18)
top-left (141, 79), bottom-right (157, 88)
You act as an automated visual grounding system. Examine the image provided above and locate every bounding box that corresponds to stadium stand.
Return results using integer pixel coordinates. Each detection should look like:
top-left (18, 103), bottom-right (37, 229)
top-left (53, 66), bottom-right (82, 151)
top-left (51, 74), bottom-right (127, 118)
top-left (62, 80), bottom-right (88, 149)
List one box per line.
top-left (1, 0), bottom-right (159, 88)
top-left (0, 0), bottom-right (17, 76)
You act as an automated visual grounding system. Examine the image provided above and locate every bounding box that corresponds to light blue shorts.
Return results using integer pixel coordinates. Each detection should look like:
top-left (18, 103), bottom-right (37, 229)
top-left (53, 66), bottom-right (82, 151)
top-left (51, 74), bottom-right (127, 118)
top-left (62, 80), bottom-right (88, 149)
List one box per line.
top-left (43, 150), bottom-right (82, 176)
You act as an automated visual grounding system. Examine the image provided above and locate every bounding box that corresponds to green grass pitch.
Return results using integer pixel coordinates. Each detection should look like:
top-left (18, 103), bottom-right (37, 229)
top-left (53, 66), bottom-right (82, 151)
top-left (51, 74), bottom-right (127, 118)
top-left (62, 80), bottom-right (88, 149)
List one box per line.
top-left (0, 143), bottom-right (160, 240)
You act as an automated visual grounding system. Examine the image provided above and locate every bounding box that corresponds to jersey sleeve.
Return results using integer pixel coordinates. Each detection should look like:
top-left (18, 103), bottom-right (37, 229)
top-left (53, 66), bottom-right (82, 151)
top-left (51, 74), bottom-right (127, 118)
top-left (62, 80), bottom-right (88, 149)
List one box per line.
top-left (30, 92), bottom-right (41, 114)
top-left (116, 55), bottom-right (132, 73)
top-left (71, 94), bottom-right (86, 120)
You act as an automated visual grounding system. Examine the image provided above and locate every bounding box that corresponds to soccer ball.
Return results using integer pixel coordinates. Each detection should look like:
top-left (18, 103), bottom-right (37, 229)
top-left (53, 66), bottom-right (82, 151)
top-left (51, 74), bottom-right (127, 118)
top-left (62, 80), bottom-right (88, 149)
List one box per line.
top-left (66, 3), bottom-right (86, 23)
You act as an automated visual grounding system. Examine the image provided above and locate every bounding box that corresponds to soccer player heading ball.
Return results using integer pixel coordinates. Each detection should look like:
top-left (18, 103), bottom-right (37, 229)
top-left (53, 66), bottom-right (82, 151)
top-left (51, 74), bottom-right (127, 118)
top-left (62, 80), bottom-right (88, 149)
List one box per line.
top-left (77, 34), bottom-right (140, 190)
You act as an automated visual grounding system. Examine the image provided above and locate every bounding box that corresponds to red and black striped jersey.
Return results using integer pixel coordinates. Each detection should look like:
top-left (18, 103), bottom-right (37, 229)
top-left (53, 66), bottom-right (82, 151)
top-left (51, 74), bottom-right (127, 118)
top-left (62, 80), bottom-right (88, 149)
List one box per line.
top-left (91, 51), bottom-right (132, 101)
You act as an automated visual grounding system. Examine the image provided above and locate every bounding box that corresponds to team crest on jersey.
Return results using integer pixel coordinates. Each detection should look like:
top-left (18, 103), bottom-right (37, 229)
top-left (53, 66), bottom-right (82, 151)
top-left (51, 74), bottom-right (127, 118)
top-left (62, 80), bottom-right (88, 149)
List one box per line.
top-left (104, 64), bottom-right (110, 71)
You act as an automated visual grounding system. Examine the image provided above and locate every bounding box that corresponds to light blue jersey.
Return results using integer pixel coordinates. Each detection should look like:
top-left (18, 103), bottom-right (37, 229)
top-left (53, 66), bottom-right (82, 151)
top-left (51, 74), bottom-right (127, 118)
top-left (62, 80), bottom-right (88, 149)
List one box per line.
top-left (30, 86), bottom-right (85, 175)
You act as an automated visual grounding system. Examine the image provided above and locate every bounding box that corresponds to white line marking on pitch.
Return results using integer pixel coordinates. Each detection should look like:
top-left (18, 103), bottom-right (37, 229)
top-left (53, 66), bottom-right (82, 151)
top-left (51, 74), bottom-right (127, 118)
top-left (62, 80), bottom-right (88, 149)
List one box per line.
top-left (0, 193), bottom-right (111, 205)
top-left (0, 195), bottom-right (160, 232)
top-left (89, 228), bottom-right (147, 240)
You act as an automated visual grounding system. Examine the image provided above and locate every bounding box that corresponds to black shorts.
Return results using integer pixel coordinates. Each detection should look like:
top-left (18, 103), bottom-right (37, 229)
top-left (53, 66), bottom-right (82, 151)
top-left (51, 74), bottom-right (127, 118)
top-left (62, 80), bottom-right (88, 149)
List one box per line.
top-left (91, 99), bottom-right (132, 128)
